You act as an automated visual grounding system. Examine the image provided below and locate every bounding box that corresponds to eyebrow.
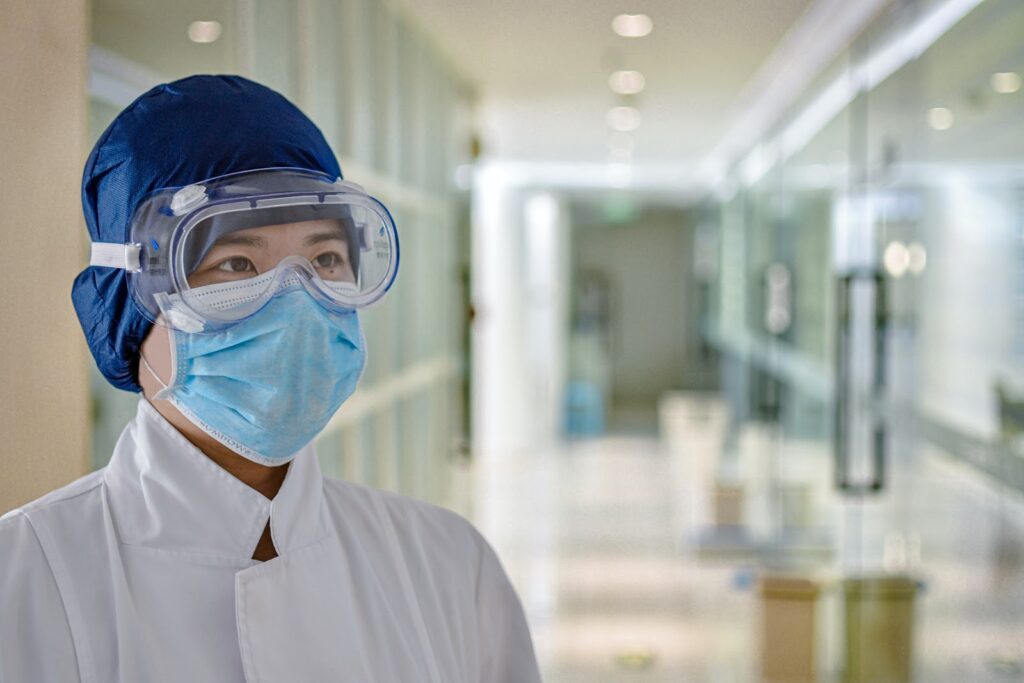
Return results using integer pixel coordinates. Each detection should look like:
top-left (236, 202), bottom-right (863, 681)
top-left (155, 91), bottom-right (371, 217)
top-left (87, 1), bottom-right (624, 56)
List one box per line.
top-left (304, 229), bottom-right (349, 247)
top-left (211, 233), bottom-right (267, 248)
top-left (207, 227), bottom-right (348, 251)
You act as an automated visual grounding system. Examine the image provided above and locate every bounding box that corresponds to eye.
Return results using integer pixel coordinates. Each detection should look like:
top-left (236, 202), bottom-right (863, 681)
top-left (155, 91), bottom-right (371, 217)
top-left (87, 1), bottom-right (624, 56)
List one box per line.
top-left (215, 256), bottom-right (256, 274)
top-left (314, 252), bottom-right (345, 269)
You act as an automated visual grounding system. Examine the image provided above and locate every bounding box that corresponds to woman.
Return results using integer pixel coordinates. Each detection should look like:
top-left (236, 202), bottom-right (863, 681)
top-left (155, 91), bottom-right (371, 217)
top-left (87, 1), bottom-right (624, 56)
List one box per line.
top-left (0, 75), bottom-right (541, 682)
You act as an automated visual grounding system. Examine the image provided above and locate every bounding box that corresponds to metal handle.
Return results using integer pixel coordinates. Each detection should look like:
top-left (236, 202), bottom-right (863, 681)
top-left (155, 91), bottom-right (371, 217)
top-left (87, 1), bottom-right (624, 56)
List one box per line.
top-left (834, 269), bottom-right (887, 494)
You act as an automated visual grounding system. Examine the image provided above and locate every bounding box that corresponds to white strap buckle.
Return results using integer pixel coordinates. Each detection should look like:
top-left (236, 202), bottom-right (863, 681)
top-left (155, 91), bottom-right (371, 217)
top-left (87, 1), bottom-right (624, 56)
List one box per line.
top-left (90, 242), bottom-right (142, 272)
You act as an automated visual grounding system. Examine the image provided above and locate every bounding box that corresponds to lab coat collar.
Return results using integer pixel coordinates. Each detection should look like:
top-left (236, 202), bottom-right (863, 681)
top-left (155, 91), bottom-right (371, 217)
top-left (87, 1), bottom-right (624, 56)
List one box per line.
top-left (103, 399), bottom-right (328, 561)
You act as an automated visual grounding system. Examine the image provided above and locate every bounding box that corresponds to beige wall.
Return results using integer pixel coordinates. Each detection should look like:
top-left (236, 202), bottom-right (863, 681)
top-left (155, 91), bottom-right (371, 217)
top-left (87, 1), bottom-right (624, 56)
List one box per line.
top-left (0, 0), bottom-right (90, 513)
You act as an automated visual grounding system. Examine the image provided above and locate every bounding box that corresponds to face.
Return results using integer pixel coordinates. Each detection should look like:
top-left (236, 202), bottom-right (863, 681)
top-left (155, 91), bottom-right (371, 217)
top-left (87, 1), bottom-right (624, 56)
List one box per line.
top-left (187, 218), bottom-right (356, 287)
top-left (139, 218), bottom-right (357, 439)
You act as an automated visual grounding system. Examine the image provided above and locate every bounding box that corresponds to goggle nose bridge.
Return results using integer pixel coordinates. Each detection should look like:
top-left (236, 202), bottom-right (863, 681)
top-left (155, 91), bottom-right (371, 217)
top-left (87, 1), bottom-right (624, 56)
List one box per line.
top-left (274, 253), bottom-right (320, 278)
top-left (267, 255), bottom-right (344, 301)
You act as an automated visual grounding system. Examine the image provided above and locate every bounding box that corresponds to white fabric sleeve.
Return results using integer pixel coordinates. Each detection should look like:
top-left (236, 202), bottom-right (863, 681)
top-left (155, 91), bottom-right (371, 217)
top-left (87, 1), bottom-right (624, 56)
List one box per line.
top-left (474, 532), bottom-right (543, 683)
top-left (0, 512), bottom-right (81, 683)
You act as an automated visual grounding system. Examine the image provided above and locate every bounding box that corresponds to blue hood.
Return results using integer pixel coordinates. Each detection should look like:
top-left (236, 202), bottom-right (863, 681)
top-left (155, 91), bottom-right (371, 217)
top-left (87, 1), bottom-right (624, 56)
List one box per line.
top-left (72, 75), bottom-right (342, 392)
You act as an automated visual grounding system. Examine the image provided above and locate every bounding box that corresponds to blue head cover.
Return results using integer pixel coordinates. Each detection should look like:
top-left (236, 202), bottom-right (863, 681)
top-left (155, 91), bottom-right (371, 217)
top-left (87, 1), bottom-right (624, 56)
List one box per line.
top-left (72, 75), bottom-right (342, 392)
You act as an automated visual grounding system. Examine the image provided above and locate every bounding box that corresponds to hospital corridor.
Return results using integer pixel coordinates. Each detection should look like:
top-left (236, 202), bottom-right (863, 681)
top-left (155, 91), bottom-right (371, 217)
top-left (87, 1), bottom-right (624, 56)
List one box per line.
top-left (1, 0), bottom-right (1023, 681)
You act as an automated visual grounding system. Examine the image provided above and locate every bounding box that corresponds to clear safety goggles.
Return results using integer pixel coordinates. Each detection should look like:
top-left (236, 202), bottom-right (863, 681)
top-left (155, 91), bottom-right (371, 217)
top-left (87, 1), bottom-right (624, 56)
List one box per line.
top-left (89, 168), bottom-right (399, 332)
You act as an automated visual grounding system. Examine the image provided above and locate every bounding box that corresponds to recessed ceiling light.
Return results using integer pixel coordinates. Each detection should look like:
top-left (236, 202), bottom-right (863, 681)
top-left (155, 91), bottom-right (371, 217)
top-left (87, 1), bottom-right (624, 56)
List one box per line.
top-left (188, 20), bottom-right (222, 44)
top-left (927, 107), bottom-right (954, 131)
top-left (607, 106), bottom-right (641, 132)
top-left (991, 72), bottom-right (1021, 94)
top-left (612, 14), bottom-right (653, 38)
top-left (609, 70), bottom-right (646, 95)
top-left (884, 241), bottom-right (910, 278)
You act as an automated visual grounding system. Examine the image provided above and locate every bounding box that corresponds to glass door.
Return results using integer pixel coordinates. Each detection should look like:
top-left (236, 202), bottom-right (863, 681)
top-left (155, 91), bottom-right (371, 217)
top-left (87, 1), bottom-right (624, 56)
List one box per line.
top-left (839, 0), bottom-right (1024, 679)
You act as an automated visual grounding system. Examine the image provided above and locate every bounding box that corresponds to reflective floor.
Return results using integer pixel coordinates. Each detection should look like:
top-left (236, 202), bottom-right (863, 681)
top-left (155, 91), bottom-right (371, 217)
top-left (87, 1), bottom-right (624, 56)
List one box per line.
top-left (469, 397), bottom-right (1024, 682)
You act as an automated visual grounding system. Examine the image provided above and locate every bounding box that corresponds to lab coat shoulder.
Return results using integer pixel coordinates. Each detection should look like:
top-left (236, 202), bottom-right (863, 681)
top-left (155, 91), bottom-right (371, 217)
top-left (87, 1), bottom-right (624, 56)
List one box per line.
top-left (0, 470), bottom-right (107, 683)
top-left (321, 478), bottom-right (542, 682)
top-left (323, 476), bottom-right (486, 571)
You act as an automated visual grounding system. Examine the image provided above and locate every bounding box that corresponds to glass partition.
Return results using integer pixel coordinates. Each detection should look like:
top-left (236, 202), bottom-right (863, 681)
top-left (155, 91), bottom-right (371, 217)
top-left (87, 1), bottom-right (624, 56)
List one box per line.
top-left (706, 0), bottom-right (1024, 678)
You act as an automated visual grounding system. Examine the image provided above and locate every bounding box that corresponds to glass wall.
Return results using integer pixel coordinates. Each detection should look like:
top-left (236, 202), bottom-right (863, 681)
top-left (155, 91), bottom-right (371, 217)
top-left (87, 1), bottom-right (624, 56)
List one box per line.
top-left (704, 0), bottom-right (1024, 679)
top-left (87, 0), bottom-right (471, 507)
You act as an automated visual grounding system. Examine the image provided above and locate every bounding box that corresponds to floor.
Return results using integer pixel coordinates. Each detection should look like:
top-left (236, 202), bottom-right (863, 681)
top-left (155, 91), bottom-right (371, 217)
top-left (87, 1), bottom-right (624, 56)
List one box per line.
top-left (467, 396), bottom-right (1024, 682)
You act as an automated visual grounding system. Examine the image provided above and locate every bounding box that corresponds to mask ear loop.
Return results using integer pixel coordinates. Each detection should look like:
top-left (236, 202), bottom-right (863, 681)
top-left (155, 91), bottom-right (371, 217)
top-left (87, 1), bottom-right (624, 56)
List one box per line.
top-left (139, 312), bottom-right (179, 400)
top-left (139, 351), bottom-right (176, 401)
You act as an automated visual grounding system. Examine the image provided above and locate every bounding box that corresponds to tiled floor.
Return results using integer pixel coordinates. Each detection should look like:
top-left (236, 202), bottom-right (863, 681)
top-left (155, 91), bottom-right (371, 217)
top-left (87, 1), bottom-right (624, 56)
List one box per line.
top-left (468, 397), bottom-right (1024, 682)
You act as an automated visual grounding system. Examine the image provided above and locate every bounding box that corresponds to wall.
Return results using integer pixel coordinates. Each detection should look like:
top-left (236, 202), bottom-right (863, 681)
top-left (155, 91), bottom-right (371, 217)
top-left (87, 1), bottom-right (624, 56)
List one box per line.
top-left (572, 207), bottom-right (696, 411)
top-left (0, 0), bottom-right (90, 513)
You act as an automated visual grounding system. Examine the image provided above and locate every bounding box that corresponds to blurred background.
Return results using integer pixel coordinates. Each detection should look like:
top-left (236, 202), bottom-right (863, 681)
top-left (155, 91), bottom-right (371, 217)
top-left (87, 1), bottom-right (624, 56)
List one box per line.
top-left (2, 0), bottom-right (1023, 680)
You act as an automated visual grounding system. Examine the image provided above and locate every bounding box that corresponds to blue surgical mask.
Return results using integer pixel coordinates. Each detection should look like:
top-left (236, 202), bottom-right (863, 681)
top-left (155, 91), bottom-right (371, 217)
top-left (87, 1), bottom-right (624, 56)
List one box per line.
top-left (143, 288), bottom-right (365, 465)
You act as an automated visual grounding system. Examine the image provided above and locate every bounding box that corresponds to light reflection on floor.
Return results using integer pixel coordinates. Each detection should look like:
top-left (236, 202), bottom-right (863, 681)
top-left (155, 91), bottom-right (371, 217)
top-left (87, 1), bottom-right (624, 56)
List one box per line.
top-left (468, 397), bottom-right (1024, 682)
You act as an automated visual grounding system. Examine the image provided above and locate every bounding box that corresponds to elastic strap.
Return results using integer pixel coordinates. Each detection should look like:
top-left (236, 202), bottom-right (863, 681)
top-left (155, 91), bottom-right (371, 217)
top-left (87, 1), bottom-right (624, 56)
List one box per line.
top-left (90, 242), bottom-right (142, 272)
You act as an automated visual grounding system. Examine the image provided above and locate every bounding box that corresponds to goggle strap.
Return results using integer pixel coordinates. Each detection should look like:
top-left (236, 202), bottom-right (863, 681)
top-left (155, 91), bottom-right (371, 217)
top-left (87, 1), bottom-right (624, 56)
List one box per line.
top-left (90, 242), bottom-right (142, 272)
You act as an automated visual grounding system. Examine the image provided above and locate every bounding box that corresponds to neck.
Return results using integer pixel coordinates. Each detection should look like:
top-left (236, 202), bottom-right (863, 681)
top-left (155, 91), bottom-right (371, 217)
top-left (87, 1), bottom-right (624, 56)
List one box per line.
top-left (199, 440), bottom-right (291, 500)
top-left (144, 397), bottom-right (290, 499)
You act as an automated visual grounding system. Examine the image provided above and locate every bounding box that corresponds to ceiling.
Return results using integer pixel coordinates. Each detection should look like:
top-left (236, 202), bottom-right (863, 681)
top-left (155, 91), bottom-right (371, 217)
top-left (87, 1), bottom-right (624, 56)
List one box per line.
top-left (392, 0), bottom-right (815, 168)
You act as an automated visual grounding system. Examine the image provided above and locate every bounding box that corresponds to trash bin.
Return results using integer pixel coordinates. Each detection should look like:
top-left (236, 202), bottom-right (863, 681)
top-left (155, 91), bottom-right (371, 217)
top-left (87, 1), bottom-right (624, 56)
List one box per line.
top-left (713, 482), bottom-right (745, 527)
top-left (759, 575), bottom-right (821, 683)
top-left (842, 575), bottom-right (918, 683)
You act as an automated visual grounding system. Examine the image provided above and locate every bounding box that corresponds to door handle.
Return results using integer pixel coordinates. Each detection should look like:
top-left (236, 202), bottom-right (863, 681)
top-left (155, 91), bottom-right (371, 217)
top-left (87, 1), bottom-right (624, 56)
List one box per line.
top-left (834, 269), bottom-right (887, 494)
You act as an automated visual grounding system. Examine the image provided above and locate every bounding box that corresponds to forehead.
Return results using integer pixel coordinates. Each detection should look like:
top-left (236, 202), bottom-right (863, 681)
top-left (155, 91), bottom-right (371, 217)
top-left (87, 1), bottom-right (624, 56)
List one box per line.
top-left (211, 218), bottom-right (348, 245)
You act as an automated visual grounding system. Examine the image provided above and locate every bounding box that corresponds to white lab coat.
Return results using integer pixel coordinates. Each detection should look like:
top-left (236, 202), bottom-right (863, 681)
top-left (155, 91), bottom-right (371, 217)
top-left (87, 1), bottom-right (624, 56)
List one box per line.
top-left (0, 399), bottom-right (541, 682)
